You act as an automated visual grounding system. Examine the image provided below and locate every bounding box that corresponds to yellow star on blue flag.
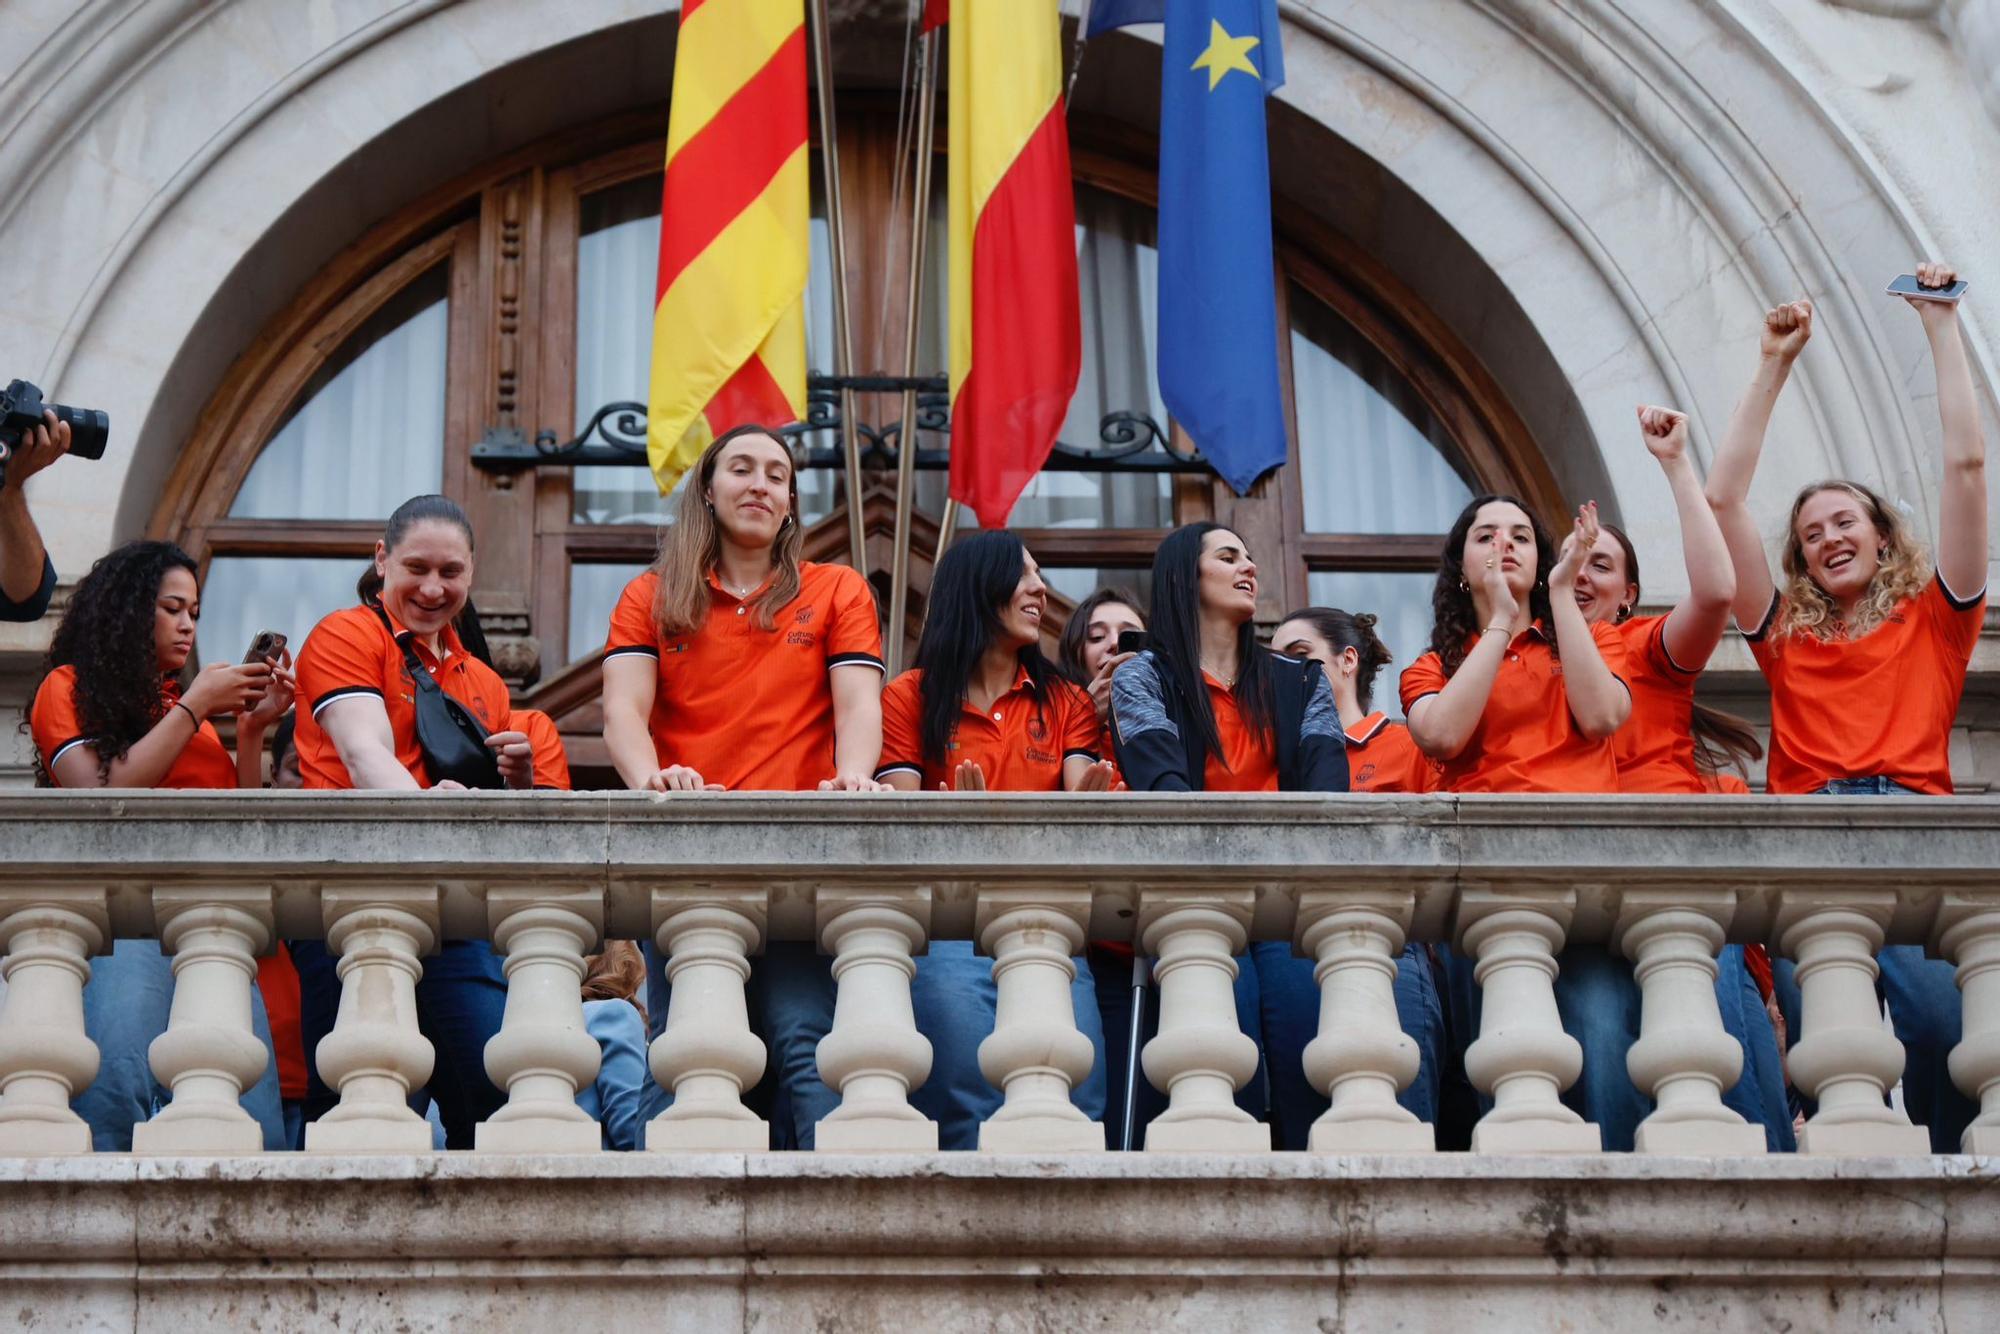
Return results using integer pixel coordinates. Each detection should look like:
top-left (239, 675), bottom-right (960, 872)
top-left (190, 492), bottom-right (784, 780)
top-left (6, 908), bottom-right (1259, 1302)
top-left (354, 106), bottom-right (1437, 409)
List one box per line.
top-left (1191, 19), bottom-right (1260, 90)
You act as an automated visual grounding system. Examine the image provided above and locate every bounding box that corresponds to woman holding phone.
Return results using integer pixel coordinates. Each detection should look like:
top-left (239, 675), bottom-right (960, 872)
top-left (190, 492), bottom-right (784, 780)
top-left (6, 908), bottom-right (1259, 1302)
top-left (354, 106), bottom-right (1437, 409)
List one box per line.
top-left (600, 424), bottom-right (886, 1149)
top-left (1704, 264), bottom-right (1987, 1151)
top-left (1057, 585), bottom-right (1146, 728)
top-left (290, 494), bottom-right (533, 1148)
top-left (874, 531), bottom-right (1110, 1145)
top-left (26, 539), bottom-right (292, 1149)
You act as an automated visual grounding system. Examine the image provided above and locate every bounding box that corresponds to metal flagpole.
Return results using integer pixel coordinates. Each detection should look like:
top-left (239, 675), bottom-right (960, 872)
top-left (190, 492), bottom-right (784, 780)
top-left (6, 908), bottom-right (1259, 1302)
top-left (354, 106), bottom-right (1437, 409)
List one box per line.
top-left (885, 25), bottom-right (941, 677)
top-left (809, 0), bottom-right (869, 574)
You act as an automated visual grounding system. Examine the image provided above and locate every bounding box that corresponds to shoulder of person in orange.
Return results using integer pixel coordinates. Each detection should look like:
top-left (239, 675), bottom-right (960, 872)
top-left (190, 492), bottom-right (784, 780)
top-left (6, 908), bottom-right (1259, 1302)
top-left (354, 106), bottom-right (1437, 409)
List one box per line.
top-left (878, 665), bottom-right (1098, 791)
top-left (1344, 712), bottom-right (1434, 794)
top-left (33, 660), bottom-right (238, 790)
top-left (1750, 577), bottom-right (1983, 795)
top-left (607, 559), bottom-right (883, 791)
top-left (511, 707), bottom-right (573, 791)
top-left (294, 601), bottom-right (509, 789)
top-left (1605, 614), bottom-right (1706, 794)
top-left (1402, 623), bottom-right (1625, 794)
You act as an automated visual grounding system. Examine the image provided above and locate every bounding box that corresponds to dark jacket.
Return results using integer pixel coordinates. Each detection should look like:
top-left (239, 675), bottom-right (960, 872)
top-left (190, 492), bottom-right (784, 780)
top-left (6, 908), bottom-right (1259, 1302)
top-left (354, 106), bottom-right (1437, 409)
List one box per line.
top-left (1109, 648), bottom-right (1347, 792)
top-left (0, 554), bottom-right (55, 623)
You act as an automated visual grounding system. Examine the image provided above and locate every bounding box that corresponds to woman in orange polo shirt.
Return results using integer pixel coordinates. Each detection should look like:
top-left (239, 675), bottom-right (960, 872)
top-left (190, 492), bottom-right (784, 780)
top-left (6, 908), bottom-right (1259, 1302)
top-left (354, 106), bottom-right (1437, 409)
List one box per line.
top-left (1271, 607), bottom-right (1433, 794)
top-left (26, 539), bottom-right (291, 1150)
top-left (1705, 265), bottom-right (1987, 1152)
top-left (291, 494), bottom-right (534, 1149)
top-left (601, 425), bottom-right (886, 1149)
top-left (874, 532), bottom-right (1110, 1146)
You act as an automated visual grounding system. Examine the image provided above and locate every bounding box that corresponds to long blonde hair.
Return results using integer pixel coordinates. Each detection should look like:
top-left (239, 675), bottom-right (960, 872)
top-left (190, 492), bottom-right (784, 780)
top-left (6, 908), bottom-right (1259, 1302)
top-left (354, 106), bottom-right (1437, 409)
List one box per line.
top-left (1772, 480), bottom-right (1931, 641)
top-left (651, 425), bottom-right (805, 635)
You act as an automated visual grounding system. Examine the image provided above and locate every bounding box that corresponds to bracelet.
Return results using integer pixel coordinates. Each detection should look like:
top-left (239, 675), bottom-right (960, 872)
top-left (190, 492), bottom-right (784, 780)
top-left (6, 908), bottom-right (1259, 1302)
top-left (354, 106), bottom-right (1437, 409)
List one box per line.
top-left (1482, 624), bottom-right (1511, 636)
top-left (172, 701), bottom-right (199, 727)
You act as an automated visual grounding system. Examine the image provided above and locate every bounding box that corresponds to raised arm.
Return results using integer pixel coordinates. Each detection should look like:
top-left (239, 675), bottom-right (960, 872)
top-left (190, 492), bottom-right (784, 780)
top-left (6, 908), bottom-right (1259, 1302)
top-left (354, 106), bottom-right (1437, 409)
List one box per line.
top-left (1707, 300), bottom-right (1813, 629)
top-left (1405, 561), bottom-right (1516, 760)
top-left (1548, 503), bottom-right (1631, 737)
top-left (0, 412), bottom-right (68, 611)
top-left (1909, 262), bottom-right (1988, 600)
top-left (1638, 406), bottom-right (1736, 671)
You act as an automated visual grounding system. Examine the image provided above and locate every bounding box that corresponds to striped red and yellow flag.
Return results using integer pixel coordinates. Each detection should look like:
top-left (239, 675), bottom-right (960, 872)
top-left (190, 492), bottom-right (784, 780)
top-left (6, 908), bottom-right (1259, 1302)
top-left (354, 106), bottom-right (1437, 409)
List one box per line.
top-left (943, 0), bottom-right (1082, 528)
top-left (646, 0), bottom-right (810, 494)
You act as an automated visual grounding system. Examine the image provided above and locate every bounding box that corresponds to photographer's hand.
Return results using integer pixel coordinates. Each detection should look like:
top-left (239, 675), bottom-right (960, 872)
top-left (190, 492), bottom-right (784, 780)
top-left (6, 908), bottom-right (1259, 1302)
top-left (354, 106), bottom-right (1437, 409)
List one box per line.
top-left (0, 412), bottom-right (68, 611)
top-left (0, 411), bottom-right (72, 492)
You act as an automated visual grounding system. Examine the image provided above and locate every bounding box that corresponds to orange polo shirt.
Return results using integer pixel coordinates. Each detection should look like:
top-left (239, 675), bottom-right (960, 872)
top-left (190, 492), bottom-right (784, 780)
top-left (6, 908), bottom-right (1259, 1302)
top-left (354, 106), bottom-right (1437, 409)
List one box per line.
top-left (1202, 671), bottom-right (1279, 792)
top-left (31, 665), bottom-right (237, 789)
top-left (1610, 614), bottom-right (1704, 794)
top-left (876, 666), bottom-right (1100, 790)
top-left (294, 604), bottom-right (511, 790)
top-left (1345, 713), bottom-right (1436, 793)
top-left (513, 708), bottom-right (572, 791)
top-left (1748, 576), bottom-right (1984, 795)
top-left (604, 562), bottom-right (884, 791)
top-left (1398, 619), bottom-right (1628, 794)
top-left (256, 946), bottom-right (308, 1102)
top-left (1702, 770), bottom-right (1751, 795)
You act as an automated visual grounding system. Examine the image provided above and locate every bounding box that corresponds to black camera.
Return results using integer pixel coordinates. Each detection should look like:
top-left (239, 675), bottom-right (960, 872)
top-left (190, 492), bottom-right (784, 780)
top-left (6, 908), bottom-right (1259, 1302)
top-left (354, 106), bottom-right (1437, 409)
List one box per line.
top-left (0, 379), bottom-right (109, 488)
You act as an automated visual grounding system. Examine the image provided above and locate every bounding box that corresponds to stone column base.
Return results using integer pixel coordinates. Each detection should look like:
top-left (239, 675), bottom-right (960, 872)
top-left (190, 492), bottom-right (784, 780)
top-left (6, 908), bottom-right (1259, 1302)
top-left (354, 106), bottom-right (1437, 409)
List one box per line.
top-left (1145, 1119), bottom-right (1269, 1152)
top-left (646, 1116), bottom-right (769, 1152)
top-left (979, 1119), bottom-right (1104, 1153)
top-left (131, 1117), bottom-right (262, 1156)
top-left (1797, 1121), bottom-right (1932, 1156)
top-left (1471, 1120), bottom-right (1601, 1154)
top-left (817, 1119), bottom-right (939, 1153)
top-left (475, 1119), bottom-right (601, 1154)
top-left (1635, 1120), bottom-right (1767, 1155)
top-left (1311, 1120), bottom-right (1435, 1154)
top-left (304, 1118), bottom-right (435, 1155)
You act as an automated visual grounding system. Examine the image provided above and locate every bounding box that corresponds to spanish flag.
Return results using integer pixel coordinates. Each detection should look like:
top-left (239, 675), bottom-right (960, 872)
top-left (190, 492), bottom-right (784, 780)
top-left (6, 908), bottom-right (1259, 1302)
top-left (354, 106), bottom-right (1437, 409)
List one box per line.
top-left (646, 0), bottom-right (810, 495)
top-left (942, 1), bottom-right (1082, 529)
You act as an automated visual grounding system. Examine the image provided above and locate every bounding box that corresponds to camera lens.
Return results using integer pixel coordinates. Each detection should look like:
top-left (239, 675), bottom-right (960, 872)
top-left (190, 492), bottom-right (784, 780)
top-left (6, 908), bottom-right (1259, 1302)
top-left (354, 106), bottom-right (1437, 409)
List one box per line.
top-left (54, 405), bottom-right (109, 461)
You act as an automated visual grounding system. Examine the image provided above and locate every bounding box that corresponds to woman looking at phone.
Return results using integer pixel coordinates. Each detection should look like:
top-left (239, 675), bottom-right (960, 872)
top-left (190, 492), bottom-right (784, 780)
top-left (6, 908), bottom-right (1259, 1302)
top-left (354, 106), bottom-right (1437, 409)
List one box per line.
top-left (289, 494), bottom-right (532, 1148)
top-left (1057, 585), bottom-right (1146, 728)
top-left (26, 539), bottom-right (291, 1149)
top-left (874, 531), bottom-right (1110, 1145)
top-left (1704, 265), bottom-right (1987, 1151)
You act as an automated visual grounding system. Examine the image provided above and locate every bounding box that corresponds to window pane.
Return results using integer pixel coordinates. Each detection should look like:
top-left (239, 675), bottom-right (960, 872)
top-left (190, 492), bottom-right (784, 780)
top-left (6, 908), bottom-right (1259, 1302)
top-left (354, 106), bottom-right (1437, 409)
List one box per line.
top-left (197, 556), bottom-right (367, 672)
top-left (568, 560), bottom-right (652, 659)
top-left (231, 266), bottom-right (449, 520)
top-left (1041, 566), bottom-right (1154, 614)
top-left (573, 173), bottom-right (837, 527)
top-left (1290, 286), bottom-right (1474, 534)
top-left (1303, 570), bottom-right (1438, 719)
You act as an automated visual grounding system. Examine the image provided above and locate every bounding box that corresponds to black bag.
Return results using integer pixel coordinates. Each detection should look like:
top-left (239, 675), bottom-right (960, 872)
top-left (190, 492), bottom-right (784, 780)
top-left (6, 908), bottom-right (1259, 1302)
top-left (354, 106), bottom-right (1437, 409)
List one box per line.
top-left (373, 607), bottom-right (503, 790)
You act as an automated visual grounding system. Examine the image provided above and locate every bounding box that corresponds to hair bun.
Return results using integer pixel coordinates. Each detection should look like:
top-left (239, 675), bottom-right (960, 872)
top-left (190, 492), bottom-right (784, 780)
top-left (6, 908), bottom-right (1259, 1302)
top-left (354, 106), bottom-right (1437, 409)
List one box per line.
top-left (1354, 612), bottom-right (1378, 631)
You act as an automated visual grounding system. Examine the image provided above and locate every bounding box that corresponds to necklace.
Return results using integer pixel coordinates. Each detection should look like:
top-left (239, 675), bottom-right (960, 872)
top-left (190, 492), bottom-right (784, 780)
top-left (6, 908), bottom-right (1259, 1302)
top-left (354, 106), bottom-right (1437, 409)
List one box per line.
top-left (1203, 660), bottom-right (1238, 688)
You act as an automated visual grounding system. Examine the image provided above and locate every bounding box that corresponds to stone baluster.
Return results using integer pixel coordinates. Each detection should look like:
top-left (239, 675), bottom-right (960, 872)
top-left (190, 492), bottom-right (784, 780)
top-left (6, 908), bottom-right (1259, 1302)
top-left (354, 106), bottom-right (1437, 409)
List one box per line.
top-left (1778, 893), bottom-right (1929, 1155)
top-left (0, 891), bottom-right (108, 1154)
top-left (974, 888), bottom-right (1101, 1152)
top-left (1297, 889), bottom-right (1433, 1153)
top-left (814, 888), bottom-right (936, 1151)
top-left (1138, 890), bottom-right (1265, 1152)
top-left (1458, 887), bottom-right (1599, 1153)
top-left (1614, 889), bottom-right (1764, 1154)
top-left (305, 886), bottom-right (440, 1154)
top-left (646, 886), bottom-right (770, 1152)
top-left (1934, 898), bottom-right (2000, 1154)
top-left (476, 886), bottom-right (604, 1153)
top-left (132, 887), bottom-right (276, 1154)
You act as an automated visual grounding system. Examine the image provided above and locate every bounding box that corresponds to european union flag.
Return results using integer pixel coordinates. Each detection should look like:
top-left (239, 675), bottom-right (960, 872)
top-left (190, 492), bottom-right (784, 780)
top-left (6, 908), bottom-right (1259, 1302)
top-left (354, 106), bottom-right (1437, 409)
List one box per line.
top-left (1153, 0), bottom-right (1287, 495)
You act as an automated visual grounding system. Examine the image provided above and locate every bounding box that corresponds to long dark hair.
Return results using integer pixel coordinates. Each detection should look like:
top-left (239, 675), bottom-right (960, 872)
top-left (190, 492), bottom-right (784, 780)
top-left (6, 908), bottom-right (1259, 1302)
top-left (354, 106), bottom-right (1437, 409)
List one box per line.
top-left (27, 540), bottom-right (199, 785)
top-left (1601, 521), bottom-right (1766, 779)
top-left (1279, 606), bottom-right (1392, 711)
top-left (1429, 494), bottom-right (1556, 676)
top-left (1057, 585), bottom-right (1145, 686)
top-left (1148, 523), bottom-right (1273, 761)
top-left (357, 494), bottom-right (477, 607)
top-left (913, 531), bottom-right (1054, 768)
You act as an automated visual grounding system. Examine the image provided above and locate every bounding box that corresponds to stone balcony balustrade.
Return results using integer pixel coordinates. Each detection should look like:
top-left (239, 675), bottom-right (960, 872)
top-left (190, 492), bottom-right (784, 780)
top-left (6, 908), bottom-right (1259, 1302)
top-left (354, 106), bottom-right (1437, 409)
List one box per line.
top-left (0, 791), bottom-right (1996, 1329)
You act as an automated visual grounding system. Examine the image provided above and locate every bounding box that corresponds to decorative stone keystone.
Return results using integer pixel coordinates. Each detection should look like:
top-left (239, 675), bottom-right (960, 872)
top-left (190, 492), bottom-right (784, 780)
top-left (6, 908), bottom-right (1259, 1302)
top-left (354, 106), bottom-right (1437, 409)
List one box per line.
top-left (1934, 898), bottom-right (2000, 1155)
top-left (814, 888), bottom-right (936, 1152)
top-left (476, 885), bottom-right (605, 1153)
top-left (1613, 889), bottom-right (1764, 1155)
top-left (0, 891), bottom-right (108, 1154)
top-left (132, 886), bottom-right (276, 1154)
top-left (305, 886), bottom-right (440, 1154)
top-left (974, 887), bottom-right (1102, 1153)
top-left (646, 886), bottom-right (770, 1152)
top-left (1778, 892), bottom-right (1930, 1155)
top-left (1458, 886), bottom-right (1599, 1153)
top-left (1297, 888), bottom-right (1433, 1153)
top-left (1138, 890), bottom-right (1266, 1152)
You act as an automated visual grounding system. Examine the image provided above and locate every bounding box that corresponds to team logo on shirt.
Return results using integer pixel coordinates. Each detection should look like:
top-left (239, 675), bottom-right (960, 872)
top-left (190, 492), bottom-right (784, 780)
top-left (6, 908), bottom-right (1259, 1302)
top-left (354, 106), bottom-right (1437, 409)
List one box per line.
top-left (795, 607), bottom-right (816, 626)
top-left (1027, 714), bottom-right (1050, 744)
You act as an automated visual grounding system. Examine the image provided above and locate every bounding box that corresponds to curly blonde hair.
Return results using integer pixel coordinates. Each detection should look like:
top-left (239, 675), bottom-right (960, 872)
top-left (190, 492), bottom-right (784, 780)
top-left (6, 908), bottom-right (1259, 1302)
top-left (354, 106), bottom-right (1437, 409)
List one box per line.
top-left (1772, 481), bottom-right (1931, 641)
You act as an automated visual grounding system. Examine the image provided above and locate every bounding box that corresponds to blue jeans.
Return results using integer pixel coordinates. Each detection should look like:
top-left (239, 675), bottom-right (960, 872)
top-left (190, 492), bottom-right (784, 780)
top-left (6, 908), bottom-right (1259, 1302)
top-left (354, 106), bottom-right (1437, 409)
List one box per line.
top-left (73, 939), bottom-right (287, 1152)
top-left (291, 938), bottom-right (508, 1149)
top-left (1811, 777), bottom-right (1974, 1152)
top-left (751, 941), bottom-right (840, 1149)
top-left (908, 940), bottom-right (1109, 1149)
top-left (1238, 940), bottom-right (1443, 1151)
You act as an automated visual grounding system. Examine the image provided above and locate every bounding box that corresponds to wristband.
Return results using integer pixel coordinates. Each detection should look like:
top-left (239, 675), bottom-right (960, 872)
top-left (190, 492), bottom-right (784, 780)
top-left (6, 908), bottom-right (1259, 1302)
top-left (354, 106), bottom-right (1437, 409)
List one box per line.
top-left (172, 700), bottom-right (199, 727)
top-left (1482, 624), bottom-right (1511, 636)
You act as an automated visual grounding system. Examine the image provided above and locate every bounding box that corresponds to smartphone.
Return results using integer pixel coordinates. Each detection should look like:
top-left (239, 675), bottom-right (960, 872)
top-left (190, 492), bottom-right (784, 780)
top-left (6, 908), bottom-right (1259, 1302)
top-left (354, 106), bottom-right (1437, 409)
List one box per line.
top-left (1886, 273), bottom-right (1969, 303)
top-left (1117, 629), bottom-right (1148, 655)
top-left (243, 629), bottom-right (287, 666)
